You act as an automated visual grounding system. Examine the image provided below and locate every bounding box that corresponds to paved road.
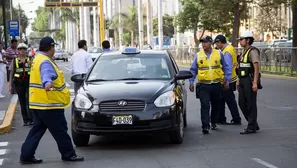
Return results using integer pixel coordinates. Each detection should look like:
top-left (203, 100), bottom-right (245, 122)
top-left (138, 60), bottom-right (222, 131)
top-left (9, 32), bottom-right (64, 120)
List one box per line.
top-left (1, 60), bottom-right (297, 168)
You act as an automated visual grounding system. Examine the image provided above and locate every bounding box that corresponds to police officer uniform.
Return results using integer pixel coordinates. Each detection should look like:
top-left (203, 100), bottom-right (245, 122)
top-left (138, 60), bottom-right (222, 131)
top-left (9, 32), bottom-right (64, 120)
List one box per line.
top-left (10, 43), bottom-right (33, 126)
top-left (189, 36), bottom-right (232, 134)
top-left (20, 37), bottom-right (84, 164)
top-left (237, 31), bottom-right (261, 134)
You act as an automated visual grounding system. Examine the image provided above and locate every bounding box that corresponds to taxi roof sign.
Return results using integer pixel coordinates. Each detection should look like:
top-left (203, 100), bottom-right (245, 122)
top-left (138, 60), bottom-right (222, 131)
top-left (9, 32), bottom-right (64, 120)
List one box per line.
top-left (122, 47), bottom-right (141, 54)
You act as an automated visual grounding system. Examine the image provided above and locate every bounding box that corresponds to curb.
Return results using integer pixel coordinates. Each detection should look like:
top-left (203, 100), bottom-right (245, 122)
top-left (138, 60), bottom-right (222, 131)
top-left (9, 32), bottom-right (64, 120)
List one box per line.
top-left (177, 64), bottom-right (297, 81)
top-left (0, 95), bottom-right (18, 134)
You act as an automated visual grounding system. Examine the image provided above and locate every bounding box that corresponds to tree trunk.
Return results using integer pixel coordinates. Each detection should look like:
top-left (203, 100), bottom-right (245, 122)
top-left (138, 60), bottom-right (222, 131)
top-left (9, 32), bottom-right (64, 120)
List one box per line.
top-left (232, 3), bottom-right (240, 47)
top-left (291, 0), bottom-right (297, 71)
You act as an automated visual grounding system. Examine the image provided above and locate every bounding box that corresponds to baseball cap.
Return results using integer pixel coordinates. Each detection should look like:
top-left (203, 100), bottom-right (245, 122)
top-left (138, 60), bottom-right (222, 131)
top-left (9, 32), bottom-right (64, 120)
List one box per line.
top-left (199, 36), bottom-right (213, 43)
top-left (214, 35), bottom-right (226, 43)
top-left (17, 43), bottom-right (28, 49)
top-left (39, 36), bottom-right (58, 48)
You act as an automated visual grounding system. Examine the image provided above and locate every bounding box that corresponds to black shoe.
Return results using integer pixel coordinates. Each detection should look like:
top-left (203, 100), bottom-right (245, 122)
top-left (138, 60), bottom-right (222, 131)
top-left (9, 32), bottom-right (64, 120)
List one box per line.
top-left (217, 121), bottom-right (229, 125)
top-left (240, 129), bottom-right (256, 134)
top-left (256, 126), bottom-right (260, 131)
top-left (29, 121), bottom-right (34, 126)
top-left (230, 120), bottom-right (241, 125)
top-left (20, 157), bottom-right (43, 164)
top-left (211, 124), bottom-right (218, 130)
top-left (202, 128), bottom-right (209, 134)
top-left (62, 155), bottom-right (84, 162)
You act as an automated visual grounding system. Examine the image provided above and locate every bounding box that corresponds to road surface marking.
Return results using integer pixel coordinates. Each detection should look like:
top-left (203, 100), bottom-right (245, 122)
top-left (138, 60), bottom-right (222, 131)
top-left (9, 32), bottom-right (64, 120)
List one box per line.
top-left (0, 142), bottom-right (8, 147)
top-left (66, 83), bottom-right (70, 87)
top-left (64, 67), bottom-right (71, 71)
top-left (0, 159), bottom-right (3, 165)
top-left (0, 111), bottom-right (5, 121)
top-left (251, 158), bottom-right (279, 168)
top-left (69, 89), bottom-right (74, 93)
top-left (0, 149), bottom-right (6, 155)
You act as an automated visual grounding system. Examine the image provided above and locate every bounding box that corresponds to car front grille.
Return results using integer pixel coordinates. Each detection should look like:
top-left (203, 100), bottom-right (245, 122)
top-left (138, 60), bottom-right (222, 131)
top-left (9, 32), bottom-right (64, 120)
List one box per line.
top-left (99, 100), bottom-right (145, 112)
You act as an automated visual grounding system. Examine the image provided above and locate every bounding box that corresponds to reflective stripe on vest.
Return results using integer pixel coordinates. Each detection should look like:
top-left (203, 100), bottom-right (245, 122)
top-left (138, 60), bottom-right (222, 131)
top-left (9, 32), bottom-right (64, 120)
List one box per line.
top-left (29, 83), bottom-right (66, 91)
top-left (240, 48), bottom-right (252, 77)
top-left (196, 49), bottom-right (224, 84)
top-left (14, 58), bottom-right (31, 78)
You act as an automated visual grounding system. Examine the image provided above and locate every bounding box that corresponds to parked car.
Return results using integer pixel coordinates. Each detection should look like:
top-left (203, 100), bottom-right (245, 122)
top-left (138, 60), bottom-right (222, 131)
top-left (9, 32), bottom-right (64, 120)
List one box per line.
top-left (54, 49), bottom-right (68, 62)
top-left (87, 47), bottom-right (103, 61)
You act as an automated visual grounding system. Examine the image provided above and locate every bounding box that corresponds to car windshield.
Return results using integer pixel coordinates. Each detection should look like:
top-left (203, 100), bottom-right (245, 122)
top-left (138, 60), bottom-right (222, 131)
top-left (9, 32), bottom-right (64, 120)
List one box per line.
top-left (88, 47), bottom-right (102, 53)
top-left (87, 54), bottom-right (172, 81)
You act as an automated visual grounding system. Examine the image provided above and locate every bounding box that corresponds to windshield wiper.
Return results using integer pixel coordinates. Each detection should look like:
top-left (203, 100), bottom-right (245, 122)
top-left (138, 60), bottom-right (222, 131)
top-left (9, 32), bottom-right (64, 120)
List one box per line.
top-left (115, 78), bottom-right (148, 80)
top-left (87, 79), bottom-right (109, 82)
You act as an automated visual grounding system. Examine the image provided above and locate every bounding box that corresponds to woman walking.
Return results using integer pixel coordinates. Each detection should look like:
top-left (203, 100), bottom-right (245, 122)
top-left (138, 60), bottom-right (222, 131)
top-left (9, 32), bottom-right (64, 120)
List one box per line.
top-left (9, 43), bottom-right (33, 126)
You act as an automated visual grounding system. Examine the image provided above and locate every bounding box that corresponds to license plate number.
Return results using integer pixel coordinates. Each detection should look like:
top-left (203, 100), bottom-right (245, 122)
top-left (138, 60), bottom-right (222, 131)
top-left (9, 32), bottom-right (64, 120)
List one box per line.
top-left (112, 115), bottom-right (133, 125)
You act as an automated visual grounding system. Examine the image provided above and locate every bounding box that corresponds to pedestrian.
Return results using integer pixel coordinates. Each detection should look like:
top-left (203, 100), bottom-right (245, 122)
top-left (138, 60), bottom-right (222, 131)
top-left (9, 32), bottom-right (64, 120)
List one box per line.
top-left (20, 37), bottom-right (84, 164)
top-left (189, 36), bottom-right (232, 134)
top-left (102, 40), bottom-right (112, 52)
top-left (0, 42), bottom-right (7, 98)
top-left (236, 31), bottom-right (261, 134)
top-left (4, 39), bottom-right (18, 94)
top-left (214, 35), bottom-right (242, 125)
top-left (70, 40), bottom-right (93, 94)
top-left (9, 43), bottom-right (33, 126)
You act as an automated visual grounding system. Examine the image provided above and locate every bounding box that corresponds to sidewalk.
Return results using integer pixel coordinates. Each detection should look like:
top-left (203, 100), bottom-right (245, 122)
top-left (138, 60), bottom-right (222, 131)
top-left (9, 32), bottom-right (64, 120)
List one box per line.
top-left (0, 78), bottom-right (18, 134)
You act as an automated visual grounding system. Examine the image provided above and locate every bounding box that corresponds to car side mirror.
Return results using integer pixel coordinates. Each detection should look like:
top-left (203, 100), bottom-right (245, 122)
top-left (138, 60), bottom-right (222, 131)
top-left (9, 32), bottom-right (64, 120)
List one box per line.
top-left (176, 70), bottom-right (193, 80)
top-left (71, 74), bottom-right (86, 83)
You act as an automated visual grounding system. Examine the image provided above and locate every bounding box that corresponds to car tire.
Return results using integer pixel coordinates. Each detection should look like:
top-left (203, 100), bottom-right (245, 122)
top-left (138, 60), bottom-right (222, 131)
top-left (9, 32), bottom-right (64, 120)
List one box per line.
top-left (169, 112), bottom-right (184, 144)
top-left (71, 128), bottom-right (90, 146)
top-left (183, 109), bottom-right (187, 128)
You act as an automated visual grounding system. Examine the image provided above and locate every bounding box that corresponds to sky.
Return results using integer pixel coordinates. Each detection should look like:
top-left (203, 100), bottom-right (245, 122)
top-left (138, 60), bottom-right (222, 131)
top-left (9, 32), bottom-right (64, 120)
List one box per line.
top-left (12, 0), bottom-right (44, 34)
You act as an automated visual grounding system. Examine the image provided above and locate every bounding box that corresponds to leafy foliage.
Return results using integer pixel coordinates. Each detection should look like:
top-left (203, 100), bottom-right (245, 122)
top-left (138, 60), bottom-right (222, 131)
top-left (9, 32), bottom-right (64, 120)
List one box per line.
top-left (153, 14), bottom-right (175, 37)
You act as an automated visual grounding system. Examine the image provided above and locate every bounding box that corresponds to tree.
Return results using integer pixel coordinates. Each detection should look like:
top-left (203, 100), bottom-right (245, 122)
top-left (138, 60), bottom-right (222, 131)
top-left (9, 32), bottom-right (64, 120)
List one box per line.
top-left (255, 0), bottom-right (288, 39)
top-left (31, 7), bottom-right (51, 37)
top-left (153, 14), bottom-right (175, 37)
top-left (174, 0), bottom-right (235, 48)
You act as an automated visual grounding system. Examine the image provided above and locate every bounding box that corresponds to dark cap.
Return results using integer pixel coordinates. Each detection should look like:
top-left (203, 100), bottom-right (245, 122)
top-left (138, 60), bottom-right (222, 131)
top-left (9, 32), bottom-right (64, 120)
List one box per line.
top-left (199, 36), bottom-right (213, 43)
top-left (39, 36), bottom-right (58, 48)
top-left (214, 35), bottom-right (226, 43)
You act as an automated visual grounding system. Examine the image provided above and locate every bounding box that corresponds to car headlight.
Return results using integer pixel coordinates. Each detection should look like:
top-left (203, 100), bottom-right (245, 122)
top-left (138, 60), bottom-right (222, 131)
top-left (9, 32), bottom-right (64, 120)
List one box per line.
top-left (154, 91), bottom-right (176, 107)
top-left (74, 93), bottom-right (93, 110)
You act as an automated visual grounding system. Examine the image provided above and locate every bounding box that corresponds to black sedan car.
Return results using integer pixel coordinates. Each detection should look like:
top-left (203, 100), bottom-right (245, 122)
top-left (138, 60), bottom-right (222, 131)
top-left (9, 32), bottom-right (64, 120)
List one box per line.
top-left (71, 48), bottom-right (193, 146)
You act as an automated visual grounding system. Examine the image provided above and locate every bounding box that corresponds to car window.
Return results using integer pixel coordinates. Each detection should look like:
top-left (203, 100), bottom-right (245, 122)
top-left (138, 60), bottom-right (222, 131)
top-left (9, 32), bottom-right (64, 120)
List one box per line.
top-left (88, 47), bottom-right (102, 53)
top-left (168, 52), bottom-right (179, 74)
top-left (87, 54), bottom-right (172, 81)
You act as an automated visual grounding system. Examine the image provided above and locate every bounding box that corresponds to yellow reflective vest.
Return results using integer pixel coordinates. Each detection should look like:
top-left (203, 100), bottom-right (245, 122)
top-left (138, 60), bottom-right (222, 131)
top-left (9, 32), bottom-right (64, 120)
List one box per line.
top-left (14, 57), bottom-right (31, 78)
top-left (29, 53), bottom-right (71, 110)
top-left (222, 44), bottom-right (238, 83)
top-left (197, 49), bottom-right (224, 84)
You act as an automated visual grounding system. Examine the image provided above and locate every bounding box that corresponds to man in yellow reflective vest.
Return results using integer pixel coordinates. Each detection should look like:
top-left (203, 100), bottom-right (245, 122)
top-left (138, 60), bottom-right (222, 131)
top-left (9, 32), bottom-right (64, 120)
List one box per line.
top-left (214, 35), bottom-right (241, 125)
top-left (20, 37), bottom-right (84, 164)
top-left (189, 36), bottom-right (232, 134)
top-left (237, 31), bottom-right (261, 134)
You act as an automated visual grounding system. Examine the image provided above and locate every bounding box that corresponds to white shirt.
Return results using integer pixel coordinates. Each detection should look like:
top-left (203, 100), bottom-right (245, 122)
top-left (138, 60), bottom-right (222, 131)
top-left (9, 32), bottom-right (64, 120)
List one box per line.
top-left (70, 49), bottom-right (93, 75)
top-left (0, 50), bottom-right (5, 72)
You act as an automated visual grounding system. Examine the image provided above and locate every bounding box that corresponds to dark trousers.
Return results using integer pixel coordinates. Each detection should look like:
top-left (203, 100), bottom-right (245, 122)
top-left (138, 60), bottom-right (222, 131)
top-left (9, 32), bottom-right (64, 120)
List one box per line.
top-left (238, 77), bottom-right (259, 130)
top-left (20, 109), bottom-right (76, 160)
top-left (199, 83), bottom-right (221, 128)
top-left (14, 80), bottom-right (32, 123)
top-left (218, 82), bottom-right (241, 122)
top-left (7, 66), bottom-right (16, 92)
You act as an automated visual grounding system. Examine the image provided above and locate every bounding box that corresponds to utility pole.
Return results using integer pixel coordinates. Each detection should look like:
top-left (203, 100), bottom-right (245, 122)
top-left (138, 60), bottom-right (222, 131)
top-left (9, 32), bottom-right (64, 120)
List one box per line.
top-left (138, 0), bottom-right (143, 49)
top-left (146, 0), bottom-right (152, 45)
top-left (287, 0), bottom-right (291, 40)
top-left (2, 0), bottom-right (8, 48)
top-left (118, 0), bottom-right (123, 47)
top-left (175, 0), bottom-right (181, 47)
top-left (158, 0), bottom-right (163, 49)
top-left (99, 0), bottom-right (104, 44)
top-left (10, 0), bottom-right (13, 20)
top-left (18, 3), bottom-right (22, 42)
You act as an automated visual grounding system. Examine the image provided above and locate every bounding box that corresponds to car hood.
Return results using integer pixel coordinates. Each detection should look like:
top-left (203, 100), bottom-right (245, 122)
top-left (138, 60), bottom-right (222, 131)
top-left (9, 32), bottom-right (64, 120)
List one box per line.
top-left (80, 80), bottom-right (174, 104)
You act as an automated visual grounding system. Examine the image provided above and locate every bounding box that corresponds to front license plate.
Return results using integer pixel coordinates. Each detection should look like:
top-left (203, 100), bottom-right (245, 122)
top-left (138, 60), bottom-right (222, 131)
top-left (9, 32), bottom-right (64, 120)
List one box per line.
top-left (112, 115), bottom-right (133, 125)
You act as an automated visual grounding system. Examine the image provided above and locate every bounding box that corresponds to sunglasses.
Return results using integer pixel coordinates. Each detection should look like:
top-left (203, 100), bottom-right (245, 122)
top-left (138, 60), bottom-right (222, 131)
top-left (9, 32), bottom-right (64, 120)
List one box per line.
top-left (18, 48), bottom-right (27, 50)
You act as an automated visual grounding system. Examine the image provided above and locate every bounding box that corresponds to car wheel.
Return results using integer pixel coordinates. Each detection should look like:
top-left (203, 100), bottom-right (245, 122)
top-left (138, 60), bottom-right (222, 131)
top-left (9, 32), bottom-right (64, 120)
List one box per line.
top-left (71, 128), bottom-right (90, 146)
top-left (169, 112), bottom-right (184, 144)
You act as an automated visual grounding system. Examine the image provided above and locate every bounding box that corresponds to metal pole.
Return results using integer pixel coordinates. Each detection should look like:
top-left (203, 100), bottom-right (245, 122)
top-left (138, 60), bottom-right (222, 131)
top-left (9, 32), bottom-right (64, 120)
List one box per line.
top-left (146, 0), bottom-right (151, 45)
top-left (158, 0), bottom-right (163, 49)
top-left (118, 0), bottom-right (123, 47)
top-left (79, 0), bottom-right (84, 39)
top-left (10, 0), bottom-right (13, 20)
top-left (2, 0), bottom-right (8, 48)
top-left (287, 1), bottom-right (291, 40)
top-left (18, 3), bottom-right (22, 42)
top-left (138, 0), bottom-right (143, 49)
top-left (99, 0), bottom-right (105, 45)
top-left (175, 0), bottom-right (181, 47)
